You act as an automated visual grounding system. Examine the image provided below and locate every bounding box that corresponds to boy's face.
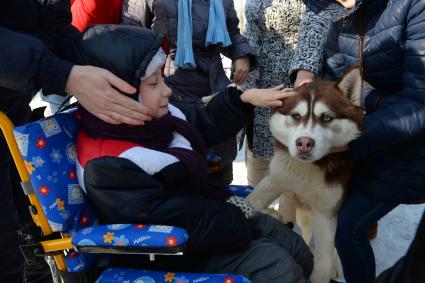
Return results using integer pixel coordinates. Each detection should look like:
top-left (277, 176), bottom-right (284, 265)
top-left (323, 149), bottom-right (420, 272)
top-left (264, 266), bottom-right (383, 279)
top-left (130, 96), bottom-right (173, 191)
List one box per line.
top-left (139, 67), bottom-right (172, 118)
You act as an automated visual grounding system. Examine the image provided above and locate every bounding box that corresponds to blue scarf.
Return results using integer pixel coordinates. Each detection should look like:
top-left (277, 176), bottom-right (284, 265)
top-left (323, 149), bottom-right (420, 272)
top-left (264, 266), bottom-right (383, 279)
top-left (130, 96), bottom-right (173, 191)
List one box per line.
top-left (175, 0), bottom-right (232, 69)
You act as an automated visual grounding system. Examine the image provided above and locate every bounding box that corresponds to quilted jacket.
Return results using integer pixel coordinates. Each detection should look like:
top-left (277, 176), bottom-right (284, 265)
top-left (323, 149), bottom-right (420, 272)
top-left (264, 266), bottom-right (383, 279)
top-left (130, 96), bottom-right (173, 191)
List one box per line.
top-left (304, 0), bottom-right (425, 202)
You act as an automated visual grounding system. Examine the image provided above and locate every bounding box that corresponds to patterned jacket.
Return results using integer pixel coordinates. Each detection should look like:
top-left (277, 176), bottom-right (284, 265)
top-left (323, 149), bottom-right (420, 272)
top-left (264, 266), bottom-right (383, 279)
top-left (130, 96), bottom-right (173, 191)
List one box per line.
top-left (242, 0), bottom-right (330, 159)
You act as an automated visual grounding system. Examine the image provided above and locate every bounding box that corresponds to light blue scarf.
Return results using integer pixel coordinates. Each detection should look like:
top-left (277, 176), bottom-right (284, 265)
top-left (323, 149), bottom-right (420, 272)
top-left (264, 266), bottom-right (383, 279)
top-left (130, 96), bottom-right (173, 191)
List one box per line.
top-left (175, 0), bottom-right (232, 69)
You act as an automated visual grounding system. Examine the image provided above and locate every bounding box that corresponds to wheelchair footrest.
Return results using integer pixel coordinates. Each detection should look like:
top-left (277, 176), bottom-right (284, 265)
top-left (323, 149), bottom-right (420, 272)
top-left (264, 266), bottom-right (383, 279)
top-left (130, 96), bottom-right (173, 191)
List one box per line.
top-left (97, 267), bottom-right (251, 283)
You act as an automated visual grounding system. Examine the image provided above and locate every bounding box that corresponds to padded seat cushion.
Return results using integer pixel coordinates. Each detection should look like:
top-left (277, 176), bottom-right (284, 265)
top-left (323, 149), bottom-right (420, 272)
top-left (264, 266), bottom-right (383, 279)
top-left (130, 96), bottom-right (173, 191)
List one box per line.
top-left (73, 224), bottom-right (188, 248)
top-left (97, 267), bottom-right (251, 283)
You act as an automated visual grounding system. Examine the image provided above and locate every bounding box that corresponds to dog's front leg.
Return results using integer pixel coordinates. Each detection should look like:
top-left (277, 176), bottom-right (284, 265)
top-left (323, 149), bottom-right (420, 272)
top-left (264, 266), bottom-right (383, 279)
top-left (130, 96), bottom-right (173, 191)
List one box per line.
top-left (247, 176), bottom-right (282, 210)
top-left (309, 212), bottom-right (337, 283)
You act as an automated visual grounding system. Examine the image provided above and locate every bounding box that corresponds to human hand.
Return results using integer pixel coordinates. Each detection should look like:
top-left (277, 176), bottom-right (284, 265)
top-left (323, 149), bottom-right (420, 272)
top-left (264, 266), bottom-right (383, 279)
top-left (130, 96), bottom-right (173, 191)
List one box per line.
top-left (328, 145), bottom-right (350, 155)
top-left (294, 69), bottom-right (315, 88)
top-left (241, 84), bottom-right (296, 108)
top-left (65, 65), bottom-right (152, 125)
top-left (232, 57), bottom-right (250, 85)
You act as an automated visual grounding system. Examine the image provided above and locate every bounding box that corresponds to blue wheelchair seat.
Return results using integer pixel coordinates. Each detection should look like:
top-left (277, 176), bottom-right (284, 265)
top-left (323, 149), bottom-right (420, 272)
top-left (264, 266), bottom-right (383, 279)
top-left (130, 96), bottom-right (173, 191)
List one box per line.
top-left (13, 110), bottom-right (253, 282)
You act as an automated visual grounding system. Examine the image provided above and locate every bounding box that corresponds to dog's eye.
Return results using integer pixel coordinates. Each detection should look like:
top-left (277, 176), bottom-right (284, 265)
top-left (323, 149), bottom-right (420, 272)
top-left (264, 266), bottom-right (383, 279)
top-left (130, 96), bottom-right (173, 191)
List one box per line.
top-left (321, 114), bottom-right (333, 123)
top-left (291, 113), bottom-right (301, 120)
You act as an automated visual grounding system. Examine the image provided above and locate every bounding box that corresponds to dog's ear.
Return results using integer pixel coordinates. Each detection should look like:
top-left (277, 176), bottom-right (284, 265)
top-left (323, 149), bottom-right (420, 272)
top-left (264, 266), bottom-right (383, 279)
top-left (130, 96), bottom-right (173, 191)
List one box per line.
top-left (337, 66), bottom-right (362, 106)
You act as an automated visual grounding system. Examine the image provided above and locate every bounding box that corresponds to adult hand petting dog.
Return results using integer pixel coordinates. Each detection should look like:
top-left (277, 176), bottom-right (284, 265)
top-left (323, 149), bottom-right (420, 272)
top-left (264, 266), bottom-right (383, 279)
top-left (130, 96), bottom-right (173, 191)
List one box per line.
top-left (65, 65), bottom-right (152, 125)
top-left (241, 84), bottom-right (296, 107)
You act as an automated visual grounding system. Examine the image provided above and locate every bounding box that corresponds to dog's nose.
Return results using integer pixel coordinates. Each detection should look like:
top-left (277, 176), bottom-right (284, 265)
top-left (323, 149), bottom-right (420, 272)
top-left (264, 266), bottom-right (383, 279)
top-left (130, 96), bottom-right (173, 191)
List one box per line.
top-left (296, 137), bottom-right (315, 153)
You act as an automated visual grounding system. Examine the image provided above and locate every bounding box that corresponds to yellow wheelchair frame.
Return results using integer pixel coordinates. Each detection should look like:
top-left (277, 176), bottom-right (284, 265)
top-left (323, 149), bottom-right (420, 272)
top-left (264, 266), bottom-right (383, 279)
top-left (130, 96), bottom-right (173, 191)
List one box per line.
top-left (0, 111), bottom-right (73, 272)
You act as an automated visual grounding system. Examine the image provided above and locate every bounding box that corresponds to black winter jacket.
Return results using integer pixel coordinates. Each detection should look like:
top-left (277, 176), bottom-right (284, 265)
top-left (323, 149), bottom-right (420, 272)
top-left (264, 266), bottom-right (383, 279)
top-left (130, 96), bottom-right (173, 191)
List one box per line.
top-left (73, 25), bottom-right (255, 253)
top-left (0, 0), bottom-right (80, 125)
top-left (304, 0), bottom-right (425, 202)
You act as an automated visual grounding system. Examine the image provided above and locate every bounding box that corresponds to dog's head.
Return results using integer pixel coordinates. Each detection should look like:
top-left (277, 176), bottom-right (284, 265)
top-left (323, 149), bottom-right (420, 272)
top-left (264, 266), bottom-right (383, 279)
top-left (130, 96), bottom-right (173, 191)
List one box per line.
top-left (270, 66), bottom-right (364, 163)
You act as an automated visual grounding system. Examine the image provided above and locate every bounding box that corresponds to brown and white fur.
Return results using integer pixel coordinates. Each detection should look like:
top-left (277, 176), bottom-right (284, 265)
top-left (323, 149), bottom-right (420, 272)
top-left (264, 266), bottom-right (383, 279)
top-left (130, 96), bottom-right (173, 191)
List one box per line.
top-left (247, 67), bottom-right (364, 283)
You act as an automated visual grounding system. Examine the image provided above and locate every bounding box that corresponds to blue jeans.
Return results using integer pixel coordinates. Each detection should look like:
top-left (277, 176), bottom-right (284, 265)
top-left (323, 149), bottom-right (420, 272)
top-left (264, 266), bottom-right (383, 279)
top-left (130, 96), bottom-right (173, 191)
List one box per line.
top-left (335, 190), bottom-right (398, 283)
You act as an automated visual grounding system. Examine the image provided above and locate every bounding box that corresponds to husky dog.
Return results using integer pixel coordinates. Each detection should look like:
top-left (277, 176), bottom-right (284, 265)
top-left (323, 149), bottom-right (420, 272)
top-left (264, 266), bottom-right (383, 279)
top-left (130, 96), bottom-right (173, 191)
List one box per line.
top-left (247, 66), bottom-right (364, 283)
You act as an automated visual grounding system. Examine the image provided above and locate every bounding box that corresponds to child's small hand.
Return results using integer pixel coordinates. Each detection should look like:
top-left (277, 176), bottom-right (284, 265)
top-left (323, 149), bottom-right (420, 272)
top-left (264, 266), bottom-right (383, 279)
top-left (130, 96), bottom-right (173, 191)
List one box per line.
top-left (241, 84), bottom-right (296, 107)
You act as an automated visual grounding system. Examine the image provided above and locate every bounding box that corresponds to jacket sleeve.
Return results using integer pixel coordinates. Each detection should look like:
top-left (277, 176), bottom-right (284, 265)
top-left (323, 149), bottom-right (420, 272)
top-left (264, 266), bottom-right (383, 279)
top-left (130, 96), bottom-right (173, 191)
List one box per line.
top-left (348, 2), bottom-right (425, 160)
top-left (289, 8), bottom-right (331, 82)
top-left (179, 85), bottom-right (254, 147)
top-left (0, 27), bottom-right (74, 96)
top-left (121, 0), bottom-right (153, 28)
top-left (222, 0), bottom-right (257, 68)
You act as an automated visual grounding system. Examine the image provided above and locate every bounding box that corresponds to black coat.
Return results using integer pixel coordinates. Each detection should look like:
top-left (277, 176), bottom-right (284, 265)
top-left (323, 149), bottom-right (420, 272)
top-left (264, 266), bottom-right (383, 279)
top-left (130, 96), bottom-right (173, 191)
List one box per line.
top-left (304, 0), bottom-right (425, 202)
top-left (0, 0), bottom-right (80, 125)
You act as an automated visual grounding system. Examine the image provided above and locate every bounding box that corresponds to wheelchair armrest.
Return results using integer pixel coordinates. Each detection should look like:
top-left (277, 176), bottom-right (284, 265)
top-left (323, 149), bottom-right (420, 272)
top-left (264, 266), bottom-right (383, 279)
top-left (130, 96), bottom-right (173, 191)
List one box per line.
top-left (72, 224), bottom-right (188, 255)
top-left (227, 185), bottom-right (254, 198)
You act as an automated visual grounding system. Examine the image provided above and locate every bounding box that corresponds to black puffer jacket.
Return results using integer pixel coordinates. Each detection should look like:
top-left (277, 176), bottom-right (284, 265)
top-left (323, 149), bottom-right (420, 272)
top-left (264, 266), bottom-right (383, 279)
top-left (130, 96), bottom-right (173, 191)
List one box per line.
top-left (304, 0), bottom-right (425, 202)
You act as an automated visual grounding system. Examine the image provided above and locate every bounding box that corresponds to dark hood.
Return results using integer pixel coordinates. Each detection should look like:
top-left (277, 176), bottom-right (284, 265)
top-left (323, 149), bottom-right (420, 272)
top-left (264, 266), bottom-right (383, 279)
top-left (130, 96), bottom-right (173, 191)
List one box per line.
top-left (303, 0), bottom-right (364, 21)
top-left (72, 24), bottom-right (165, 90)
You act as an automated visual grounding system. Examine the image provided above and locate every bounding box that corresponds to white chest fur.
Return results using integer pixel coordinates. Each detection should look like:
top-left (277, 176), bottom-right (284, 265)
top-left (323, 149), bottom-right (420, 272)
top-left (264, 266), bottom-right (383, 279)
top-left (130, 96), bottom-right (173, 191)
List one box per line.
top-left (269, 149), bottom-right (344, 214)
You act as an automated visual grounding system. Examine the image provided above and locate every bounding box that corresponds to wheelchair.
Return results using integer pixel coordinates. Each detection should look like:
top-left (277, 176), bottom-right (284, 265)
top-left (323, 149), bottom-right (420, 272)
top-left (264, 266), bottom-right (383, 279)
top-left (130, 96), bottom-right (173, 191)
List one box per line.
top-left (0, 109), bottom-right (254, 283)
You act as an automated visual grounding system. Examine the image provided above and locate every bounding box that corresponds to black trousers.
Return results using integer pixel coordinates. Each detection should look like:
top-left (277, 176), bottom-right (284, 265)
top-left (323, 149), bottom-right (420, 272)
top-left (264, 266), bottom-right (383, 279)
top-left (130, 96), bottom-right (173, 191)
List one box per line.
top-left (111, 213), bottom-right (313, 283)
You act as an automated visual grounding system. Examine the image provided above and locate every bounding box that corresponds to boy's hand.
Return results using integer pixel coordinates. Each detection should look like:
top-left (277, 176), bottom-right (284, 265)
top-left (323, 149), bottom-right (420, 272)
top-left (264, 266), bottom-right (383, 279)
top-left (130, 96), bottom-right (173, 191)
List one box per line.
top-left (232, 57), bottom-right (250, 85)
top-left (66, 65), bottom-right (152, 125)
top-left (241, 84), bottom-right (296, 107)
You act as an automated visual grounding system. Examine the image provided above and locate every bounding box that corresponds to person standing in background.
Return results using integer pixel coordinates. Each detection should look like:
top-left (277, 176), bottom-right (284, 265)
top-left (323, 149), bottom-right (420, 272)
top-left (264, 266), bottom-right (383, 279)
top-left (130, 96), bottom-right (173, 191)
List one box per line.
top-left (242, 0), bottom-right (330, 224)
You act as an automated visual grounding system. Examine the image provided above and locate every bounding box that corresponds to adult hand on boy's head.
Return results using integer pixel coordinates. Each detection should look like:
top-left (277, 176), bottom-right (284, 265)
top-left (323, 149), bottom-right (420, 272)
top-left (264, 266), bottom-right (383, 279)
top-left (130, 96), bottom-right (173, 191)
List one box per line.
top-left (66, 65), bottom-right (152, 125)
top-left (232, 57), bottom-right (250, 85)
top-left (241, 84), bottom-right (296, 108)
